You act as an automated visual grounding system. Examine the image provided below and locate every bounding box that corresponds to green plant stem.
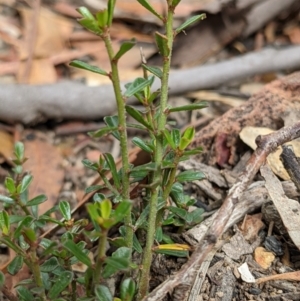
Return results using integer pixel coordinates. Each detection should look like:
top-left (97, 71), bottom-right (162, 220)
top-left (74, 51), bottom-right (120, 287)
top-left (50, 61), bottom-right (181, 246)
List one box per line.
top-left (99, 171), bottom-right (120, 196)
top-left (71, 279), bottom-right (77, 301)
top-left (28, 247), bottom-right (46, 300)
top-left (137, 9), bottom-right (174, 301)
top-left (93, 229), bottom-right (108, 288)
top-left (102, 30), bottom-right (133, 251)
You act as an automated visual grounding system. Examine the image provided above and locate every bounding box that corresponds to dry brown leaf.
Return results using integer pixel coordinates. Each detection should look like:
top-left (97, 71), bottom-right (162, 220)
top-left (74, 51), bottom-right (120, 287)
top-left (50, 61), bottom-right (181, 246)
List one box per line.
top-left (19, 7), bottom-right (73, 59)
top-left (239, 213), bottom-right (265, 242)
top-left (0, 130), bottom-right (14, 163)
top-left (256, 270), bottom-right (300, 284)
top-left (240, 126), bottom-right (300, 180)
top-left (17, 58), bottom-right (57, 84)
top-left (284, 25), bottom-right (300, 44)
top-left (254, 246), bottom-right (275, 269)
top-left (261, 164), bottom-right (300, 251)
top-left (23, 137), bottom-right (65, 215)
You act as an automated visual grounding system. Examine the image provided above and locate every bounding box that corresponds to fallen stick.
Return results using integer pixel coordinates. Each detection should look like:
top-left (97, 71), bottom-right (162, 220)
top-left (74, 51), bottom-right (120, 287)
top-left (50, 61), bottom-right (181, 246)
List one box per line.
top-left (1, 46), bottom-right (300, 124)
top-left (142, 121), bottom-right (300, 301)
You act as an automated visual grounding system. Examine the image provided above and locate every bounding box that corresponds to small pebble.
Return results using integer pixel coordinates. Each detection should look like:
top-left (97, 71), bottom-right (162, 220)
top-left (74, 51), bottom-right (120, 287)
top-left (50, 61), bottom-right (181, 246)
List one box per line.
top-left (264, 236), bottom-right (284, 256)
top-left (248, 287), bottom-right (262, 295)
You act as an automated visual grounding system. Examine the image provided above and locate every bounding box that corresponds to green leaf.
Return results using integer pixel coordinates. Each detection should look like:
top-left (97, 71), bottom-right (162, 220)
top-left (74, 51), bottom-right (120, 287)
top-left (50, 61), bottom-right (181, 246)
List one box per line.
top-left (155, 32), bottom-right (169, 56)
top-left (171, 129), bottom-right (181, 148)
top-left (96, 9), bottom-right (108, 28)
top-left (93, 193), bottom-right (107, 202)
top-left (63, 240), bottom-right (92, 267)
top-left (125, 105), bottom-right (152, 130)
top-left (188, 208), bottom-right (205, 225)
top-left (183, 146), bottom-right (203, 156)
top-left (126, 123), bottom-right (147, 131)
top-left (14, 216), bottom-right (34, 239)
top-left (148, 90), bottom-right (161, 104)
top-left (114, 38), bottom-right (136, 61)
top-left (114, 201), bottom-right (132, 224)
top-left (172, 0), bottom-right (181, 7)
top-left (0, 210), bottom-right (10, 235)
top-left (88, 126), bottom-right (115, 138)
top-left (7, 255), bottom-right (23, 275)
top-left (131, 162), bottom-right (156, 174)
top-left (107, 0), bottom-right (116, 26)
top-left (40, 257), bottom-right (59, 272)
top-left (120, 278), bottom-right (136, 301)
top-left (82, 159), bottom-right (98, 171)
top-left (168, 206), bottom-right (189, 221)
top-left (104, 116), bottom-right (120, 140)
top-left (141, 64), bottom-right (162, 78)
top-left (137, 0), bottom-right (162, 20)
top-left (179, 126), bottom-right (195, 150)
top-left (134, 205), bottom-right (149, 229)
top-left (176, 170), bottom-right (205, 182)
top-left (0, 271), bottom-right (5, 288)
top-left (38, 215), bottom-right (64, 226)
top-left (132, 137), bottom-right (153, 153)
top-left (175, 14), bottom-right (206, 35)
top-left (155, 226), bottom-right (163, 242)
top-left (47, 271), bottom-right (73, 299)
top-left (19, 174), bottom-right (32, 194)
top-left (103, 257), bottom-right (129, 278)
top-left (124, 77), bottom-right (154, 98)
top-left (103, 247), bottom-right (131, 278)
top-left (168, 102), bottom-right (208, 113)
top-left (154, 248), bottom-right (188, 257)
top-left (23, 227), bottom-right (36, 242)
top-left (133, 234), bottom-right (143, 253)
top-left (100, 199), bottom-right (112, 219)
top-left (16, 286), bottom-right (34, 301)
top-left (5, 177), bottom-right (15, 194)
top-left (104, 153), bottom-right (121, 189)
top-left (95, 285), bottom-right (113, 301)
top-left (26, 194), bottom-right (47, 206)
top-left (77, 6), bottom-right (94, 19)
top-left (85, 185), bottom-right (105, 193)
top-left (70, 60), bottom-right (108, 76)
top-left (162, 129), bottom-right (176, 150)
top-left (14, 142), bottom-right (24, 161)
top-left (59, 201), bottom-right (71, 221)
top-left (77, 7), bottom-right (102, 35)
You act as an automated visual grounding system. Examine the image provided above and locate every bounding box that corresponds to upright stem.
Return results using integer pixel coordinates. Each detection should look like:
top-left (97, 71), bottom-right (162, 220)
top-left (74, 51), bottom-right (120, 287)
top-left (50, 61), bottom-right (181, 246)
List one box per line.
top-left (102, 30), bottom-right (133, 251)
top-left (28, 246), bottom-right (46, 300)
top-left (137, 8), bottom-right (174, 300)
top-left (93, 230), bottom-right (108, 288)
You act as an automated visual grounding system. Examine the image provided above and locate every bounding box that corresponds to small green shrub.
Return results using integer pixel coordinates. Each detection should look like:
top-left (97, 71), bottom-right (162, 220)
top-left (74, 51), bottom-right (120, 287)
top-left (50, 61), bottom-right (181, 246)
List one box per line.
top-left (0, 1), bottom-right (207, 300)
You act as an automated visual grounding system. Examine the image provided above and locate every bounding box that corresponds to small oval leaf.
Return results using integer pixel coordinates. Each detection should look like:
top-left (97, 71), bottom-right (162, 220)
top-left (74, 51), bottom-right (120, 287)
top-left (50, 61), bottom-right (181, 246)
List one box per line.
top-left (20, 174), bottom-right (33, 193)
top-left (176, 170), bottom-right (205, 182)
top-left (70, 60), bottom-right (108, 76)
top-left (63, 240), bottom-right (92, 268)
top-left (95, 285), bottom-right (113, 301)
top-left (132, 137), bottom-right (153, 153)
top-left (47, 271), bottom-right (73, 299)
top-left (7, 255), bottom-right (23, 275)
top-left (114, 39), bottom-right (136, 61)
top-left (175, 14), bottom-right (206, 35)
top-left (59, 201), bottom-right (71, 221)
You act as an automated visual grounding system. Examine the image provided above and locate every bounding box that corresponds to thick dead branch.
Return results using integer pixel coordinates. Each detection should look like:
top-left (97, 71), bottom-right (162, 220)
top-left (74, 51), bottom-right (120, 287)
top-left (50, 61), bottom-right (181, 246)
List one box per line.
top-left (191, 71), bottom-right (300, 165)
top-left (1, 46), bottom-right (300, 124)
top-left (142, 121), bottom-right (300, 301)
